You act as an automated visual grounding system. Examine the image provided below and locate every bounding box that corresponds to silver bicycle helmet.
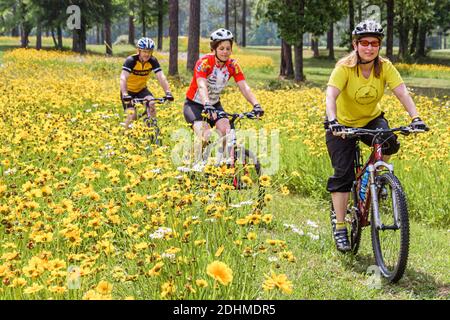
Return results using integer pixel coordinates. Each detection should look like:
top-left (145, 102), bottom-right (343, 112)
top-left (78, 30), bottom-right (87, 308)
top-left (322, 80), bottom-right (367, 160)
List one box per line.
top-left (352, 20), bottom-right (384, 39)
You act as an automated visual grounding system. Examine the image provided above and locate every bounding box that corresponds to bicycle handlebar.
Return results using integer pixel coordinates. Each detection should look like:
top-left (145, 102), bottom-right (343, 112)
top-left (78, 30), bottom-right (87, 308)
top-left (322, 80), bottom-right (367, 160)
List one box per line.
top-left (131, 97), bottom-right (167, 104)
top-left (332, 126), bottom-right (429, 137)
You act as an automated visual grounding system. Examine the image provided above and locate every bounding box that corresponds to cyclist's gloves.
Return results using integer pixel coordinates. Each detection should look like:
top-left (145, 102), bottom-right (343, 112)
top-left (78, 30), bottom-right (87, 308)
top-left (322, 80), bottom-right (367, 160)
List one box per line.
top-left (410, 117), bottom-right (429, 131)
top-left (122, 94), bottom-right (132, 104)
top-left (251, 104), bottom-right (264, 117)
top-left (204, 103), bottom-right (216, 120)
top-left (164, 91), bottom-right (174, 102)
top-left (328, 119), bottom-right (345, 133)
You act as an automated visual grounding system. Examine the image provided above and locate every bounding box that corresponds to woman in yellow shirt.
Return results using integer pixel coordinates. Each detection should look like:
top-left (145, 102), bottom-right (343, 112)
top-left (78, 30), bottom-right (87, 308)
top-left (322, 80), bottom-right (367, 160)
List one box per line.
top-left (324, 20), bottom-right (428, 252)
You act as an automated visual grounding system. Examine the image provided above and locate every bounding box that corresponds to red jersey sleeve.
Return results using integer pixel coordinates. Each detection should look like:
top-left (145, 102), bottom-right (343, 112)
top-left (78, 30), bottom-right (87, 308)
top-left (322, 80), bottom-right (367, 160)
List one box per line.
top-left (194, 56), bottom-right (213, 79)
top-left (228, 59), bottom-right (245, 82)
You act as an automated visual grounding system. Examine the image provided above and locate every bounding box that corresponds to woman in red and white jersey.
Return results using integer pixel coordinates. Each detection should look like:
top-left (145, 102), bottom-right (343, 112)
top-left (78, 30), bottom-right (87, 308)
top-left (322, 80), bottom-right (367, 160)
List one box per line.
top-left (184, 28), bottom-right (264, 164)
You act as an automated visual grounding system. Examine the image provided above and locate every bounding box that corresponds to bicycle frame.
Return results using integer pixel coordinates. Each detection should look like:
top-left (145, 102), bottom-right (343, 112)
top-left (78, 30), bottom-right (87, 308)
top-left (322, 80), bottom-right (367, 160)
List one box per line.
top-left (353, 137), bottom-right (394, 229)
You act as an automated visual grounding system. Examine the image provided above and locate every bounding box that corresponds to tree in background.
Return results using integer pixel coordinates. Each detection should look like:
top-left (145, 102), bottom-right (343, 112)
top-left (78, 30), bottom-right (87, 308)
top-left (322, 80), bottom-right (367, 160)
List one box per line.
top-left (168, 0), bottom-right (178, 76)
top-left (187, 0), bottom-right (200, 72)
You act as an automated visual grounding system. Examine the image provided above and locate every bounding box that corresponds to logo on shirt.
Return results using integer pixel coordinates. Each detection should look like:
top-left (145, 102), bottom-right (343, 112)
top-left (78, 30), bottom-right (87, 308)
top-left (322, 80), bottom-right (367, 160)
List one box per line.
top-left (197, 59), bottom-right (211, 73)
top-left (355, 85), bottom-right (378, 105)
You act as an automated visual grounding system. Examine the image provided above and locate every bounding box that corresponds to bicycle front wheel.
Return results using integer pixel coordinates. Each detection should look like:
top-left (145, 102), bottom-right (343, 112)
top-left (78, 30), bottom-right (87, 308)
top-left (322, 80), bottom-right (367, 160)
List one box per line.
top-left (228, 148), bottom-right (265, 210)
top-left (371, 173), bottom-right (409, 283)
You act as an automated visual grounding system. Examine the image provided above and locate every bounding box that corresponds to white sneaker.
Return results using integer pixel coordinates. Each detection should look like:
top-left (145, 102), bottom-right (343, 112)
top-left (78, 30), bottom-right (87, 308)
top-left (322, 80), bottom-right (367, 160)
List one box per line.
top-left (192, 161), bottom-right (206, 172)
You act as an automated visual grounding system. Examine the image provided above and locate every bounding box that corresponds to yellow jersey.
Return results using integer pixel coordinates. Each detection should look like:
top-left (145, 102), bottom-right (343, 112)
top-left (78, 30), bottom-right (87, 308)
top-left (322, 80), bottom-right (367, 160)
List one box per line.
top-left (122, 54), bottom-right (162, 93)
top-left (327, 60), bottom-right (404, 127)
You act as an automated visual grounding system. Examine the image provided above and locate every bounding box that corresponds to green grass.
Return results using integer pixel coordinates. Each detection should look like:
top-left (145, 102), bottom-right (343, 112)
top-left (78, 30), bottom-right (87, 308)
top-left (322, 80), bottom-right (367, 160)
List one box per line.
top-left (264, 194), bottom-right (449, 299)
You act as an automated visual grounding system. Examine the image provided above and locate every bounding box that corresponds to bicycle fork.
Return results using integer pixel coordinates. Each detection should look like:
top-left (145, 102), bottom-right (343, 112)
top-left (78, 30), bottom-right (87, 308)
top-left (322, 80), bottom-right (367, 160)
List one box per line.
top-left (369, 162), bottom-right (399, 231)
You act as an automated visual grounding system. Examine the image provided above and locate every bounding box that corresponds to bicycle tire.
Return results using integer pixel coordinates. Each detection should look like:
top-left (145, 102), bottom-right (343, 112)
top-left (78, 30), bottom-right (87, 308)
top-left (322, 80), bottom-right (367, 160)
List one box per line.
top-left (371, 172), bottom-right (409, 283)
top-left (228, 148), bottom-right (265, 210)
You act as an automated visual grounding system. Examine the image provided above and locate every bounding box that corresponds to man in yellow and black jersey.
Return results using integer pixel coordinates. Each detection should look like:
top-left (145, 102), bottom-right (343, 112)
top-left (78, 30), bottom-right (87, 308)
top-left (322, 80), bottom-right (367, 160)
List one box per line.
top-left (120, 37), bottom-right (174, 129)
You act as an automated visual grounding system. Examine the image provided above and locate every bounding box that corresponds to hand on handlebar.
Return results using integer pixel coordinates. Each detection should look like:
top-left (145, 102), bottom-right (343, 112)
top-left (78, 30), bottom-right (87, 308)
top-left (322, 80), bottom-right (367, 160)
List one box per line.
top-left (328, 119), bottom-right (346, 136)
top-left (409, 117), bottom-right (429, 131)
top-left (122, 94), bottom-right (132, 104)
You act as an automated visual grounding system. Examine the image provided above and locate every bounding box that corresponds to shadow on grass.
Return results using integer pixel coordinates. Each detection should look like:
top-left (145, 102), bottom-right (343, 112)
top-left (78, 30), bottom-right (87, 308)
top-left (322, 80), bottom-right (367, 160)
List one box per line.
top-left (341, 253), bottom-right (447, 299)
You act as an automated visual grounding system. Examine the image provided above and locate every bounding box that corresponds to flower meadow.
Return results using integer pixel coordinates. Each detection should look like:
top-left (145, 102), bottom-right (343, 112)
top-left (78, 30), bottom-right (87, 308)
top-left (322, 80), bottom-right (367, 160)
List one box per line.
top-left (0, 49), bottom-right (448, 299)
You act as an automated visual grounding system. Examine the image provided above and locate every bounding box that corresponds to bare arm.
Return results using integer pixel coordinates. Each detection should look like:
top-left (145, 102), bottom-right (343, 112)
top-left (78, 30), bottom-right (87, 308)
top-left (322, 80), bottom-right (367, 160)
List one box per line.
top-left (392, 83), bottom-right (419, 119)
top-left (236, 80), bottom-right (259, 106)
top-left (196, 77), bottom-right (210, 105)
top-left (120, 70), bottom-right (130, 95)
top-left (325, 85), bottom-right (341, 121)
top-left (155, 71), bottom-right (171, 94)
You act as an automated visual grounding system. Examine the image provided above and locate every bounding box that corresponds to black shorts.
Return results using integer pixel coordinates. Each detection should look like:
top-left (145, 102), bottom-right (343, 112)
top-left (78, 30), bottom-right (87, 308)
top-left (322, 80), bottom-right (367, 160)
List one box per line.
top-left (183, 99), bottom-right (225, 128)
top-left (326, 113), bottom-right (400, 193)
top-left (120, 88), bottom-right (153, 110)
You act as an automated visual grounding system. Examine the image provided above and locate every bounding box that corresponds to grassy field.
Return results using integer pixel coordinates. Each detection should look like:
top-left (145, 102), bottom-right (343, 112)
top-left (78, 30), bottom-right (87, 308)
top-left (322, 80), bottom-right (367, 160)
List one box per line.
top-left (0, 38), bottom-right (448, 300)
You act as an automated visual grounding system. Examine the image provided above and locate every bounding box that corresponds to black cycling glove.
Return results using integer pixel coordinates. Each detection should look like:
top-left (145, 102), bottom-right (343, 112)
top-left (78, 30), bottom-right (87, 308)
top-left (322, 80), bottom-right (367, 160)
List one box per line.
top-left (410, 117), bottom-right (428, 131)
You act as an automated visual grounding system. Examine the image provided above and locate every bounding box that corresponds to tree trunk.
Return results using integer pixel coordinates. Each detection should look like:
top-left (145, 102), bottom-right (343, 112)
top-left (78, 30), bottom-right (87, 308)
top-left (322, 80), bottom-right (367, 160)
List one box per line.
top-left (415, 21), bottom-right (427, 58)
top-left (104, 17), bottom-right (112, 55)
top-left (169, 0), bottom-right (179, 76)
top-left (142, 7), bottom-right (146, 37)
top-left (327, 22), bottom-right (334, 60)
top-left (233, 0), bottom-right (238, 44)
top-left (51, 29), bottom-right (58, 48)
top-left (241, 0), bottom-right (246, 47)
top-left (57, 25), bottom-right (63, 50)
top-left (20, 24), bottom-right (30, 48)
top-left (157, 0), bottom-right (163, 50)
top-left (96, 25), bottom-right (101, 44)
top-left (187, 0), bottom-right (200, 72)
top-left (397, 15), bottom-right (409, 61)
top-left (11, 4), bottom-right (19, 37)
top-left (36, 22), bottom-right (42, 50)
top-left (225, 0), bottom-right (229, 30)
top-left (409, 19), bottom-right (419, 55)
top-left (129, 1), bottom-right (135, 45)
top-left (312, 35), bottom-right (319, 58)
top-left (386, 0), bottom-right (394, 61)
top-left (280, 39), bottom-right (294, 79)
top-left (348, 0), bottom-right (354, 51)
top-left (294, 42), bottom-right (305, 82)
top-left (73, 22), bottom-right (87, 54)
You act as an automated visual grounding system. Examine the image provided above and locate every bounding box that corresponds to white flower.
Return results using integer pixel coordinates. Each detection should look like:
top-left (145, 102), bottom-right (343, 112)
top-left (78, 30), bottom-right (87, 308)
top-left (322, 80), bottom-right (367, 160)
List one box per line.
top-left (177, 166), bottom-right (191, 173)
top-left (149, 227), bottom-right (172, 239)
top-left (161, 253), bottom-right (175, 260)
top-left (306, 220), bottom-right (319, 228)
top-left (292, 227), bottom-right (304, 236)
top-left (307, 232), bottom-right (319, 241)
top-left (85, 109), bottom-right (92, 113)
top-left (4, 168), bottom-right (17, 176)
top-left (268, 256), bottom-right (279, 262)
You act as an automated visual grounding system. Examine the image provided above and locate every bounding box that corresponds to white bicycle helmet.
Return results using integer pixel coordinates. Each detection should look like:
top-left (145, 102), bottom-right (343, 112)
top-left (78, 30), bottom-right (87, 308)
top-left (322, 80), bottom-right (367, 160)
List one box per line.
top-left (210, 28), bottom-right (234, 42)
top-left (137, 37), bottom-right (155, 50)
top-left (352, 20), bottom-right (384, 39)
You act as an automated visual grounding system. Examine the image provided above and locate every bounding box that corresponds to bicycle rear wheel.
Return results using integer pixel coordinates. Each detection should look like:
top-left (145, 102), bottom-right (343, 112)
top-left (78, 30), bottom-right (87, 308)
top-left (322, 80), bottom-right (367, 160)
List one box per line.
top-left (330, 198), bottom-right (362, 254)
top-left (371, 173), bottom-right (409, 283)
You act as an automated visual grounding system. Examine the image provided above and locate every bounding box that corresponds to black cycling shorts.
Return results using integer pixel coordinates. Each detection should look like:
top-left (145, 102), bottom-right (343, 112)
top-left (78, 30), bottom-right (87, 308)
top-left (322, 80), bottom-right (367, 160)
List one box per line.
top-left (183, 98), bottom-right (225, 128)
top-left (326, 113), bottom-right (400, 193)
top-left (120, 87), bottom-right (153, 111)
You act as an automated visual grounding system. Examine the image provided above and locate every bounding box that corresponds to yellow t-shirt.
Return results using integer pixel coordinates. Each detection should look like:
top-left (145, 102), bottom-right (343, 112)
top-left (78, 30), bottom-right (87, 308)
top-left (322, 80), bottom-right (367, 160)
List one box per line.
top-left (327, 60), bottom-right (404, 127)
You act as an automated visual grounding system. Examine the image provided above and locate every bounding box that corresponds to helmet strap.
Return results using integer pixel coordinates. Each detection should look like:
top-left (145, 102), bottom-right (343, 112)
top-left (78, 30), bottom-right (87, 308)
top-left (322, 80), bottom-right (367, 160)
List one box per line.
top-left (215, 52), bottom-right (228, 64)
top-left (357, 51), bottom-right (377, 65)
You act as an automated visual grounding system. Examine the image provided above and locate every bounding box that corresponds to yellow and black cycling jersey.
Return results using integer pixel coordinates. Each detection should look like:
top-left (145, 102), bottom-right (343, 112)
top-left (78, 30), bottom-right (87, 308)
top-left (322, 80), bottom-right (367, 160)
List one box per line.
top-left (122, 54), bottom-right (162, 93)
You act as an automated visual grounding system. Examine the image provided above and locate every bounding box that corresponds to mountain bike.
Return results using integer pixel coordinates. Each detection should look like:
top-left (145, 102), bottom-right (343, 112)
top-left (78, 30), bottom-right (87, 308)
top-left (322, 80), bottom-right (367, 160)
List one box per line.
top-left (132, 97), bottom-right (167, 147)
top-left (191, 111), bottom-right (265, 210)
top-left (329, 126), bottom-right (428, 283)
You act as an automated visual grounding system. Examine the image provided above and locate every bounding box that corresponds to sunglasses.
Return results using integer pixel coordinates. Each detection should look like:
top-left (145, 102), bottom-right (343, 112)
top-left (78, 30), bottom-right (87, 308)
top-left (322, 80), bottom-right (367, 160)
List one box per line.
top-left (358, 40), bottom-right (381, 47)
top-left (139, 49), bottom-right (153, 54)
